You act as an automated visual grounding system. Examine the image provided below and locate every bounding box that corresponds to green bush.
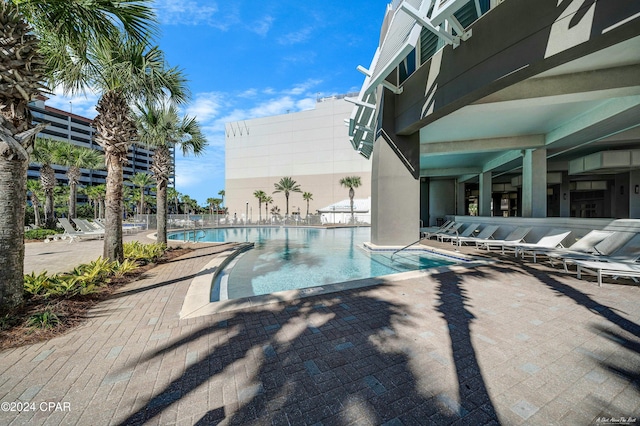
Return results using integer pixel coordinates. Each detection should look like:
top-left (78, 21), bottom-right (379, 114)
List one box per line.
top-left (25, 228), bottom-right (59, 240)
top-left (27, 308), bottom-right (61, 329)
top-left (124, 241), bottom-right (166, 263)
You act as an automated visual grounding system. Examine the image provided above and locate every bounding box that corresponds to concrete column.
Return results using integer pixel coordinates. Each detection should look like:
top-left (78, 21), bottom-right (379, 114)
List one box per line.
top-left (522, 148), bottom-right (547, 217)
top-left (479, 172), bottom-right (492, 216)
top-left (630, 170), bottom-right (640, 219)
top-left (429, 179), bottom-right (456, 225)
top-left (371, 137), bottom-right (420, 246)
top-left (456, 181), bottom-right (466, 215)
top-left (560, 172), bottom-right (570, 217)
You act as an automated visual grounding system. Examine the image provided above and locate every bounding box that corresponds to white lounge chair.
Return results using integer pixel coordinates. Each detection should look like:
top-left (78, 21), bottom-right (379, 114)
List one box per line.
top-left (422, 221), bottom-right (457, 239)
top-left (501, 229), bottom-right (571, 260)
top-left (554, 232), bottom-right (639, 272)
top-left (426, 222), bottom-right (463, 240)
top-left (523, 230), bottom-right (613, 264)
top-left (48, 218), bottom-right (103, 243)
top-left (476, 227), bottom-right (532, 251)
top-left (454, 225), bottom-right (499, 247)
top-left (438, 223), bottom-right (480, 243)
top-left (575, 260), bottom-right (640, 287)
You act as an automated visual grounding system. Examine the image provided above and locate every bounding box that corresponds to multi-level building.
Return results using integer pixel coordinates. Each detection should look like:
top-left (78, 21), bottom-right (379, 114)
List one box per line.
top-left (225, 95), bottom-right (372, 221)
top-left (348, 0), bottom-right (640, 245)
top-left (28, 97), bottom-right (155, 205)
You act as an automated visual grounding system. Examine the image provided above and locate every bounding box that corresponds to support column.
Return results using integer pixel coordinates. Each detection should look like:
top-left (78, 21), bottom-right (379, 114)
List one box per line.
top-left (479, 172), bottom-right (492, 216)
top-left (630, 170), bottom-right (640, 219)
top-left (560, 172), bottom-right (570, 217)
top-left (456, 181), bottom-right (466, 215)
top-left (522, 148), bottom-right (547, 217)
top-left (371, 137), bottom-right (420, 246)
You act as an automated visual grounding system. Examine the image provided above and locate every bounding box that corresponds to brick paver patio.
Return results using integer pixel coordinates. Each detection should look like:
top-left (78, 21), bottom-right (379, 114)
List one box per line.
top-left (2, 237), bottom-right (639, 425)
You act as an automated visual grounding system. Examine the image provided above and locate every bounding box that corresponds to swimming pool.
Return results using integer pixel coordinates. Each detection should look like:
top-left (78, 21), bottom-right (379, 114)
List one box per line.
top-left (169, 227), bottom-right (456, 300)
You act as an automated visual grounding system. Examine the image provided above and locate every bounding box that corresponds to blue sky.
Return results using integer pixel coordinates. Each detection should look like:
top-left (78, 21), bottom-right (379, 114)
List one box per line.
top-left (46, 0), bottom-right (385, 205)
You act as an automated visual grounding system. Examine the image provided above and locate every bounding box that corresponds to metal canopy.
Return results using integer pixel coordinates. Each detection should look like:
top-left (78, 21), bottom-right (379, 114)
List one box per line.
top-left (348, 0), bottom-right (479, 159)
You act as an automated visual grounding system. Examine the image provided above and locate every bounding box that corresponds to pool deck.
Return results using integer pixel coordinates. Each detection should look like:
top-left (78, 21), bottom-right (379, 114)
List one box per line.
top-left (2, 233), bottom-right (639, 425)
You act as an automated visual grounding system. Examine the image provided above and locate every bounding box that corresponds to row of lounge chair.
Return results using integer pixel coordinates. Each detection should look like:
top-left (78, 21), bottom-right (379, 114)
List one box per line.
top-left (46, 218), bottom-right (143, 243)
top-left (422, 220), bottom-right (640, 287)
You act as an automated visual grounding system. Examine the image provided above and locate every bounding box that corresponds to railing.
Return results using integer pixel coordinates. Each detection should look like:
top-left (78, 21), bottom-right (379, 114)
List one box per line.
top-left (133, 213), bottom-right (372, 229)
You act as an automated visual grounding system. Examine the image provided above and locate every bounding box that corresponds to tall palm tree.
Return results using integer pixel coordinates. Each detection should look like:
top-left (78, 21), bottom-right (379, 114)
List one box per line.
top-left (167, 187), bottom-right (181, 215)
top-left (253, 190), bottom-right (266, 223)
top-left (135, 102), bottom-right (206, 244)
top-left (206, 197), bottom-right (216, 215)
top-left (218, 189), bottom-right (225, 207)
top-left (0, 0), bottom-right (156, 309)
top-left (31, 138), bottom-right (59, 228)
top-left (273, 177), bottom-right (301, 217)
top-left (263, 195), bottom-right (273, 223)
top-left (340, 176), bottom-right (362, 224)
top-left (54, 143), bottom-right (103, 219)
top-left (81, 185), bottom-right (99, 219)
top-left (53, 36), bottom-right (187, 262)
top-left (129, 172), bottom-right (154, 215)
top-left (302, 192), bottom-right (313, 218)
top-left (26, 179), bottom-right (43, 228)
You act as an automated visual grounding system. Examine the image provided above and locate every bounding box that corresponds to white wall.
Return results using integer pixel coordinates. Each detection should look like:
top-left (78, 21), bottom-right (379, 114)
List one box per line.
top-left (225, 97), bottom-right (371, 218)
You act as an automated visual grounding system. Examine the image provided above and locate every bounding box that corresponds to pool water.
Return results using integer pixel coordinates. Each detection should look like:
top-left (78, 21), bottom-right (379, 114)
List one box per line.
top-left (169, 227), bottom-right (455, 300)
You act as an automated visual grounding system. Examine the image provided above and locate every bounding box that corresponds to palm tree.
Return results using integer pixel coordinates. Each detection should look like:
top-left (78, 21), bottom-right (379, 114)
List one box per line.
top-left (31, 138), bottom-right (59, 228)
top-left (263, 195), bottom-right (273, 223)
top-left (167, 187), bottom-right (181, 214)
top-left (340, 176), bottom-right (362, 224)
top-left (53, 35), bottom-right (187, 262)
top-left (302, 192), bottom-right (313, 218)
top-left (129, 172), bottom-right (154, 215)
top-left (273, 177), bottom-right (301, 217)
top-left (253, 190), bottom-right (266, 223)
top-left (26, 179), bottom-right (43, 228)
top-left (81, 185), bottom-right (100, 219)
top-left (135, 102), bottom-right (206, 244)
top-left (218, 189), bottom-right (225, 207)
top-left (0, 0), bottom-right (156, 309)
top-left (206, 197), bottom-right (216, 215)
top-left (53, 143), bottom-right (103, 219)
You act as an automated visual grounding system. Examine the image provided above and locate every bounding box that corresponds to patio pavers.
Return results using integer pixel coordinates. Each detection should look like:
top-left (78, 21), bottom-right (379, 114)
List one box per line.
top-left (1, 237), bottom-right (639, 425)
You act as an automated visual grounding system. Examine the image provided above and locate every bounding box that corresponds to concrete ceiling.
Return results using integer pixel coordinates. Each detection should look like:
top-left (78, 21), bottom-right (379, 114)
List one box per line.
top-left (419, 34), bottom-right (640, 179)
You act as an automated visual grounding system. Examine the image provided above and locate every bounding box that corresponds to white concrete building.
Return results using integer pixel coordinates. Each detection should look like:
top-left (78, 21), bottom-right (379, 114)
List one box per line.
top-left (225, 95), bottom-right (371, 222)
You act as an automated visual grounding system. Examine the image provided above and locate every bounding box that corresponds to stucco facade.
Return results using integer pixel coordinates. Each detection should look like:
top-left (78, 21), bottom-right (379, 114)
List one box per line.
top-left (225, 96), bottom-right (371, 221)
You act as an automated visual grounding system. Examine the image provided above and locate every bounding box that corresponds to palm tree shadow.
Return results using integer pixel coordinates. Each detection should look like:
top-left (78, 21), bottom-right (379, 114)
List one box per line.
top-left (430, 268), bottom-right (500, 421)
top-left (114, 284), bottom-right (501, 425)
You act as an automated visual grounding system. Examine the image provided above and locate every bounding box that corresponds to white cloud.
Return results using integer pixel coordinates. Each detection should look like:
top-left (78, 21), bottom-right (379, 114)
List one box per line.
top-left (185, 92), bottom-right (224, 123)
top-left (278, 26), bottom-right (314, 45)
top-left (154, 0), bottom-right (229, 28)
top-left (250, 15), bottom-right (274, 36)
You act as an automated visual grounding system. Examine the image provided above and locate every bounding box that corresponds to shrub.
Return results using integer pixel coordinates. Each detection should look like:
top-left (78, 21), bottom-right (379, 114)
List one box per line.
top-left (25, 228), bottom-right (58, 240)
top-left (124, 241), bottom-right (166, 264)
top-left (27, 309), bottom-right (61, 329)
top-left (113, 259), bottom-right (139, 278)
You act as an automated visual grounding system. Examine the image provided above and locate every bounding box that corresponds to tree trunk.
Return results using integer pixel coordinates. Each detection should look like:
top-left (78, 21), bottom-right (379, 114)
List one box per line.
top-left (69, 181), bottom-right (77, 219)
top-left (99, 199), bottom-right (105, 219)
top-left (104, 160), bottom-right (124, 262)
top-left (156, 178), bottom-right (168, 245)
top-left (33, 200), bottom-right (41, 227)
top-left (349, 188), bottom-right (355, 224)
top-left (43, 187), bottom-right (55, 228)
top-left (0, 157), bottom-right (27, 310)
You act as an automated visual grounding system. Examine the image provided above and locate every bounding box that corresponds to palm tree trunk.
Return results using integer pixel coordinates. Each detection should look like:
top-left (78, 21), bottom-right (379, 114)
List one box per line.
top-left (104, 160), bottom-right (124, 262)
top-left (33, 200), bottom-right (41, 227)
top-left (43, 187), bottom-right (55, 228)
top-left (69, 181), bottom-right (77, 219)
top-left (156, 179), bottom-right (168, 245)
top-left (0, 157), bottom-right (28, 309)
top-left (349, 188), bottom-right (355, 224)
